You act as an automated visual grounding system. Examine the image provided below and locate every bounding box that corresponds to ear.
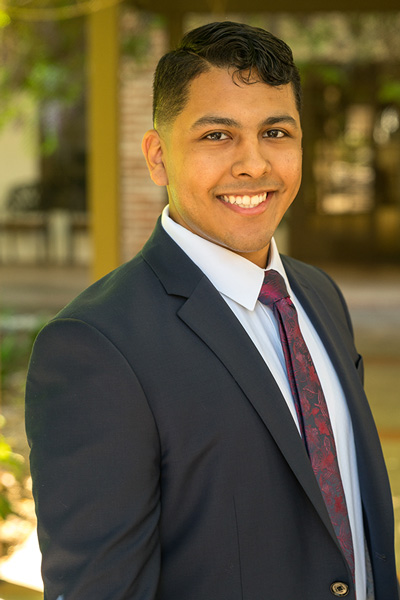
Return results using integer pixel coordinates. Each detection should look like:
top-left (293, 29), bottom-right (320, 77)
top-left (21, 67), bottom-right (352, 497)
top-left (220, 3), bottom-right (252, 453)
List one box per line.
top-left (142, 129), bottom-right (169, 187)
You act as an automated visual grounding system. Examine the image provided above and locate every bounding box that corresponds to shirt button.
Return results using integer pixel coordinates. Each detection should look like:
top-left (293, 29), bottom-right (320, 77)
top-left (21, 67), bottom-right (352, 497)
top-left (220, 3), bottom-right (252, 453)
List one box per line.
top-left (330, 581), bottom-right (350, 596)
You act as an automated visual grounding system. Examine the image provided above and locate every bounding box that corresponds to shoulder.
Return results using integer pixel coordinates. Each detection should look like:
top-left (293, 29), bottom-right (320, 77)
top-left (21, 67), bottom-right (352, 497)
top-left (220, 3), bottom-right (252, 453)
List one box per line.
top-left (56, 253), bottom-right (153, 320)
top-left (281, 254), bottom-right (354, 335)
top-left (282, 255), bottom-right (337, 288)
top-left (282, 254), bottom-right (346, 299)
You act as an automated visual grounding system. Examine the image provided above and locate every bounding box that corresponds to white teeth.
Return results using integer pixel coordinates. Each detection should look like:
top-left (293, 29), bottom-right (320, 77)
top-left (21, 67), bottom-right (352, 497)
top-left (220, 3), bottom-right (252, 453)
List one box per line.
top-left (220, 193), bottom-right (267, 208)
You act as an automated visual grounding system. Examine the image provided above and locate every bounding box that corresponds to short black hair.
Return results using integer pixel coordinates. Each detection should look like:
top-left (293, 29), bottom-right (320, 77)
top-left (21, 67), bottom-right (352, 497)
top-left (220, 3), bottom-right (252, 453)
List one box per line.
top-left (153, 21), bottom-right (302, 130)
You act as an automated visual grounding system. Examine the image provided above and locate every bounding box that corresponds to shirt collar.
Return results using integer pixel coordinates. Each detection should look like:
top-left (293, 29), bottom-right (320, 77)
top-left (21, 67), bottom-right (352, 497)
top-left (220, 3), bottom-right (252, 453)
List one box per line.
top-left (161, 205), bottom-right (292, 311)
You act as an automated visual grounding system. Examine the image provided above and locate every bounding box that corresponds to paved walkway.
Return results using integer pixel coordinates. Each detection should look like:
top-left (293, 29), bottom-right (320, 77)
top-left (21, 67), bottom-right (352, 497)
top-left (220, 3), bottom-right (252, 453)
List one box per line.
top-left (1, 262), bottom-right (399, 592)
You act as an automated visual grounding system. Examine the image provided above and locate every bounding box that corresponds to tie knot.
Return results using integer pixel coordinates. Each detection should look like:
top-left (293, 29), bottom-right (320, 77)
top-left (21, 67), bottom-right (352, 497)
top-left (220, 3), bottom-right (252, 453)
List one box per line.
top-left (258, 269), bottom-right (290, 306)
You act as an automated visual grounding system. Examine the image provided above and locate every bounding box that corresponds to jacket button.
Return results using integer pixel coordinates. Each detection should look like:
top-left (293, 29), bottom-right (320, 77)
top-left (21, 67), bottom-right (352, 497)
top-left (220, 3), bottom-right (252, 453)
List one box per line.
top-left (330, 581), bottom-right (349, 596)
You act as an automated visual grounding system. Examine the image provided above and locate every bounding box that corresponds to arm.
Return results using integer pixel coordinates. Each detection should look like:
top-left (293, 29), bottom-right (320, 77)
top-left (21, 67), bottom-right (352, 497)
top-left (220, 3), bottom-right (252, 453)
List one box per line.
top-left (25, 318), bottom-right (161, 600)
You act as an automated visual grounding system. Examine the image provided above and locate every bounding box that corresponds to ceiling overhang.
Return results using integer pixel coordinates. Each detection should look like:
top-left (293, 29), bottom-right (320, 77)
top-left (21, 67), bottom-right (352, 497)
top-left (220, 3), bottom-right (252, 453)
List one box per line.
top-left (132, 0), bottom-right (399, 13)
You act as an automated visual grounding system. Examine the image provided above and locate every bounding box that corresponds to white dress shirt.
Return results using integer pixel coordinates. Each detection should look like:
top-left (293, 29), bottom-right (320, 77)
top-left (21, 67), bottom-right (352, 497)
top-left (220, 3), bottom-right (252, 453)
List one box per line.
top-left (161, 205), bottom-right (366, 599)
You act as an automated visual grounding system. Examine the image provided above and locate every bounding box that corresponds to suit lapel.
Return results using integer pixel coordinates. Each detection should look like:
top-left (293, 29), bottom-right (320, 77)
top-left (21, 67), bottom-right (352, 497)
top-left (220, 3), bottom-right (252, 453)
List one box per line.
top-left (143, 223), bottom-right (395, 574)
top-left (178, 275), bottom-right (336, 530)
top-left (282, 256), bottom-right (380, 461)
top-left (282, 256), bottom-right (381, 455)
top-left (282, 258), bottom-right (395, 557)
top-left (142, 222), bottom-right (335, 537)
top-left (282, 256), bottom-right (358, 387)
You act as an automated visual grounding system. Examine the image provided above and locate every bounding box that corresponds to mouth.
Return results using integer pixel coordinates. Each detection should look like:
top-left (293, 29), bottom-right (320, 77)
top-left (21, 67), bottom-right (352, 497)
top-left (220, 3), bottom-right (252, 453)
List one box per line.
top-left (218, 192), bottom-right (269, 209)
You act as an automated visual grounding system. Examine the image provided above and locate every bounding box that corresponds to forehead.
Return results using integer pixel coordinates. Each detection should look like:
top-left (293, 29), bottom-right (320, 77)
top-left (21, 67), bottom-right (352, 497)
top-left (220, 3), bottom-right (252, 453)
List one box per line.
top-left (173, 67), bottom-right (299, 129)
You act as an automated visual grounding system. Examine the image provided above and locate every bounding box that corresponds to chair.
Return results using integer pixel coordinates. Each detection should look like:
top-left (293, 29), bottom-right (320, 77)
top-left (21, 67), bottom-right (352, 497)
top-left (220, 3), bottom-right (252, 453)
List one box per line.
top-left (0, 183), bottom-right (50, 263)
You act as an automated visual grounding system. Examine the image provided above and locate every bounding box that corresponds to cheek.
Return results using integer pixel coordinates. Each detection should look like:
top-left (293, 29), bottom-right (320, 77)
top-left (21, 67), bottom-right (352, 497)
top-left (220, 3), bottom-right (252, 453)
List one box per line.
top-left (173, 161), bottom-right (220, 202)
top-left (282, 153), bottom-right (302, 185)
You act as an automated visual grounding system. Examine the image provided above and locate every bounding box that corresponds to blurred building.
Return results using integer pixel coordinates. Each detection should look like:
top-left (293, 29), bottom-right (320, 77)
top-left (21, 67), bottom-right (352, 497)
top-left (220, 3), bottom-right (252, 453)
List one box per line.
top-left (0, 2), bottom-right (399, 276)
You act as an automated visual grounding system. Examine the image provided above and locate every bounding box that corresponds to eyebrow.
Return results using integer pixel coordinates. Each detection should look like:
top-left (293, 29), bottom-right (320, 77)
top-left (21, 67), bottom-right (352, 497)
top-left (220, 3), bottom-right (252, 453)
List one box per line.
top-left (262, 115), bottom-right (299, 129)
top-left (190, 116), bottom-right (239, 130)
top-left (190, 114), bottom-right (299, 131)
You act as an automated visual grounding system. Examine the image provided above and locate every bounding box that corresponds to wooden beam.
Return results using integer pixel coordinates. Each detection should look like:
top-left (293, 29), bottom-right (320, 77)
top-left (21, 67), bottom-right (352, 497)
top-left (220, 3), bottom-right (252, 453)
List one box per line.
top-left (87, 4), bottom-right (120, 282)
top-left (133, 0), bottom-right (399, 12)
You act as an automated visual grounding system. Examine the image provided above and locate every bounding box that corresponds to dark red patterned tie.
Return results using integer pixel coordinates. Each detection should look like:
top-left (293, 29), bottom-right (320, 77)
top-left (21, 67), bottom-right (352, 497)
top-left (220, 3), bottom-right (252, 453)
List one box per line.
top-left (259, 269), bottom-right (355, 582)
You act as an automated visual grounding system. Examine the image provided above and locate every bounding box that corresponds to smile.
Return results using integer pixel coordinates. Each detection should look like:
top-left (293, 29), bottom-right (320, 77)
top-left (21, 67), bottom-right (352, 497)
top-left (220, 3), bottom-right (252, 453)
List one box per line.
top-left (219, 192), bottom-right (268, 208)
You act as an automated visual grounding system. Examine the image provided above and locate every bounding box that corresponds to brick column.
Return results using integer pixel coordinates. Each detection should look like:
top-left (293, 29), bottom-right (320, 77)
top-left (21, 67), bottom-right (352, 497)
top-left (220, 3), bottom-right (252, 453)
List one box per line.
top-left (119, 27), bottom-right (168, 263)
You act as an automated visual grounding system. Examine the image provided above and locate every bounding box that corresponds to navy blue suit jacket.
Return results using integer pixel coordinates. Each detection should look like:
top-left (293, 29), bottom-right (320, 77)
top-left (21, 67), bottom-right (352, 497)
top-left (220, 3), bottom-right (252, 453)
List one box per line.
top-left (26, 219), bottom-right (398, 599)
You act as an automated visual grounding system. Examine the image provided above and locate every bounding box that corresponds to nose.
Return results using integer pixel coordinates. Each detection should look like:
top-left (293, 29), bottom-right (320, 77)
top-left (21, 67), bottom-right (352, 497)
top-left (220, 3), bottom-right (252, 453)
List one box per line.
top-left (231, 139), bottom-right (271, 179)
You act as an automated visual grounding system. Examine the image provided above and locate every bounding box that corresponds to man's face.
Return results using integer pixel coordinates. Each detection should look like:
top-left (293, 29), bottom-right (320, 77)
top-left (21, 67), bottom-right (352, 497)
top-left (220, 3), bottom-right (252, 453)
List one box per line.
top-left (144, 67), bottom-right (303, 268)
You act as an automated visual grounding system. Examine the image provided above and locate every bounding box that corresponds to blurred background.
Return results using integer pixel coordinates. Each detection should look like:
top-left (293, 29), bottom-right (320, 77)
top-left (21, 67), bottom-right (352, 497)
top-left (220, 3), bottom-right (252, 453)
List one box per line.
top-left (0, 1), bottom-right (399, 596)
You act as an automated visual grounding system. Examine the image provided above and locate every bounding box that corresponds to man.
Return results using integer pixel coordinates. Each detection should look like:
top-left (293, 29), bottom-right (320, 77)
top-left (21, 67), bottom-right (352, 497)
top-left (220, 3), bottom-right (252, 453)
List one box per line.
top-left (26, 21), bottom-right (398, 600)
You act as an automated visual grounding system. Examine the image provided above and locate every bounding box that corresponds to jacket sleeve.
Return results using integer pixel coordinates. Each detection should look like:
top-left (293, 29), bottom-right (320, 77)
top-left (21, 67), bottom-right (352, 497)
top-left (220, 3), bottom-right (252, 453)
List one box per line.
top-left (25, 317), bottom-right (161, 600)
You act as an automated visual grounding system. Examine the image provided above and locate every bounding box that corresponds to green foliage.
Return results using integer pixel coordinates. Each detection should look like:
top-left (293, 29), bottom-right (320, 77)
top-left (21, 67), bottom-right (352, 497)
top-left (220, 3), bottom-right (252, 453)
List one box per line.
top-left (0, 434), bottom-right (23, 479)
top-left (1, 330), bottom-right (31, 384)
top-left (121, 30), bottom-right (149, 59)
top-left (0, 17), bottom-right (86, 157)
top-left (378, 81), bottom-right (400, 104)
top-left (0, 423), bottom-right (24, 521)
top-left (0, 493), bottom-right (12, 520)
top-left (299, 63), bottom-right (348, 87)
top-left (0, 313), bottom-right (47, 384)
top-left (0, 316), bottom-right (45, 523)
top-left (0, 9), bottom-right (11, 28)
top-left (0, 7), bottom-right (155, 157)
top-left (1, 20), bottom-right (85, 97)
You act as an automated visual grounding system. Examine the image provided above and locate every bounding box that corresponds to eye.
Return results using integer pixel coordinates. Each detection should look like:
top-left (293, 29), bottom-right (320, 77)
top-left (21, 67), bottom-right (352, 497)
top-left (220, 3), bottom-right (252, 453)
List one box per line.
top-left (204, 131), bottom-right (230, 141)
top-left (264, 129), bottom-right (287, 139)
